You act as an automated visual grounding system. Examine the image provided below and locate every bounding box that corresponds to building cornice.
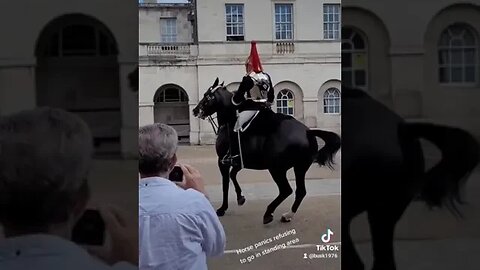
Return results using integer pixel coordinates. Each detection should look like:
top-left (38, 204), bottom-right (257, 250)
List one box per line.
top-left (389, 46), bottom-right (425, 56)
top-left (139, 54), bottom-right (340, 66)
top-left (196, 40), bottom-right (340, 45)
top-left (138, 3), bottom-right (191, 9)
top-left (0, 57), bottom-right (36, 67)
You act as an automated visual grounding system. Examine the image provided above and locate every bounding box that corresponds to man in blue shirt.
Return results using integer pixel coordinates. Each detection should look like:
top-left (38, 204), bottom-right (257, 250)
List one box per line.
top-left (139, 123), bottom-right (226, 270)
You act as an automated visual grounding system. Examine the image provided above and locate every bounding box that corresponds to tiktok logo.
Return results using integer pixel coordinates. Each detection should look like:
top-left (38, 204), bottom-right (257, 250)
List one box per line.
top-left (321, 228), bottom-right (334, 243)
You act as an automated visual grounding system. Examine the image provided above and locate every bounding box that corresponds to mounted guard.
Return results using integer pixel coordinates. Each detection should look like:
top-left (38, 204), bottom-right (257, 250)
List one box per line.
top-left (224, 41), bottom-right (274, 167)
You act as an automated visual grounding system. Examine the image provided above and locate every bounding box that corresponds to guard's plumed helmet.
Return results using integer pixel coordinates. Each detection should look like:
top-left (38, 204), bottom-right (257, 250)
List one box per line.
top-left (245, 41), bottom-right (263, 74)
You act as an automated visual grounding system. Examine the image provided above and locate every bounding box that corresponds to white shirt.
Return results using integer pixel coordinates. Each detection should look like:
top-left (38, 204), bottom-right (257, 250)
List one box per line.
top-left (139, 177), bottom-right (226, 270)
top-left (0, 234), bottom-right (135, 270)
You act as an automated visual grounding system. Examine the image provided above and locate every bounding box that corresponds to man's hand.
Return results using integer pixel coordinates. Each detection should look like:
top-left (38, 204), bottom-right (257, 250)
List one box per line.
top-left (177, 164), bottom-right (207, 196)
top-left (86, 206), bottom-right (138, 266)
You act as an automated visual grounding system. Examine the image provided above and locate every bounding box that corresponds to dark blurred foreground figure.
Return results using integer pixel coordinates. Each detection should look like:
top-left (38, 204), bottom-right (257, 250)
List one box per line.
top-left (342, 86), bottom-right (480, 270)
top-left (0, 108), bottom-right (137, 269)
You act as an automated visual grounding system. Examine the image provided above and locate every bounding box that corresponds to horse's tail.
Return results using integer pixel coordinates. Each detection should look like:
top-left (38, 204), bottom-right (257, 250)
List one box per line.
top-left (404, 123), bottom-right (480, 216)
top-left (308, 129), bottom-right (341, 169)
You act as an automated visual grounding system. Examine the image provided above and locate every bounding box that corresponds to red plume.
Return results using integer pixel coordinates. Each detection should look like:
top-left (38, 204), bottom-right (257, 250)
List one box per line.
top-left (247, 41), bottom-right (263, 73)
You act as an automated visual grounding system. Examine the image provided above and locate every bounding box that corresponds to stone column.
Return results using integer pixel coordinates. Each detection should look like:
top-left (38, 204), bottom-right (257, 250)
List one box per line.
top-left (0, 58), bottom-right (37, 115)
top-left (118, 60), bottom-right (138, 159)
top-left (189, 102), bottom-right (201, 145)
top-left (139, 102), bottom-right (154, 127)
top-left (302, 98), bottom-right (318, 128)
top-left (389, 47), bottom-right (424, 119)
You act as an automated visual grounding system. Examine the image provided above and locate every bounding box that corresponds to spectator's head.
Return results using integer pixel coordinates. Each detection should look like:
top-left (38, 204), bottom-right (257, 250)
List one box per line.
top-left (0, 108), bottom-right (93, 237)
top-left (139, 123), bottom-right (178, 178)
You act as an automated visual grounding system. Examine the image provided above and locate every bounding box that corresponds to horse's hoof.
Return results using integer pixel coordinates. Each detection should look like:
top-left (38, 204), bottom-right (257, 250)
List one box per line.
top-left (263, 215), bottom-right (274, 224)
top-left (280, 216), bottom-right (292, 223)
top-left (237, 196), bottom-right (246, 206)
top-left (281, 211), bottom-right (294, 223)
top-left (216, 209), bottom-right (226, 216)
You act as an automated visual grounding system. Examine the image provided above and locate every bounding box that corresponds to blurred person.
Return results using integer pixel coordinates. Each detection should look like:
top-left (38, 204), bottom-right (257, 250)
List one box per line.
top-left (139, 123), bottom-right (226, 270)
top-left (0, 108), bottom-right (137, 269)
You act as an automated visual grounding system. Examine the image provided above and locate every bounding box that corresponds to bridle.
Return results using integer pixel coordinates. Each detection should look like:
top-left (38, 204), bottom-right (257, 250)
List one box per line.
top-left (207, 115), bottom-right (219, 135)
top-left (202, 86), bottom-right (221, 135)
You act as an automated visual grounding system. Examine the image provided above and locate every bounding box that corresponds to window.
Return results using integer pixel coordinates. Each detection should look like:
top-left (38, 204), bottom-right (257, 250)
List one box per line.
top-left (342, 27), bottom-right (368, 89)
top-left (226, 4), bottom-right (244, 41)
top-left (161, 18), bottom-right (177, 43)
top-left (275, 4), bottom-right (293, 40)
top-left (41, 24), bottom-right (117, 57)
top-left (155, 88), bottom-right (188, 103)
top-left (276, 89), bottom-right (294, 116)
top-left (323, 4), bottom-right (340, 40)
top-left (324, 88), bottom-right (341, 114)
top-left (438, 24), bottom-right (478, 84)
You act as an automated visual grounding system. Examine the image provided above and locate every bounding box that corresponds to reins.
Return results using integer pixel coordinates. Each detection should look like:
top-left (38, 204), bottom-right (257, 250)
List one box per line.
top-left (207, 115), bottom-right (219, 135)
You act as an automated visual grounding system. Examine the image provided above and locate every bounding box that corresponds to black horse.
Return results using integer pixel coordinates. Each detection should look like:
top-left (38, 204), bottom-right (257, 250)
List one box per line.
top-left (192, 78), bottom-right (341, 224)
top-left (342, 86), bottom-right (480, 270)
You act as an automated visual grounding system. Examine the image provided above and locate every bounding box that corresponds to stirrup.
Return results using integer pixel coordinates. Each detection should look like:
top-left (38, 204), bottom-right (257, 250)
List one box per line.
top-left (221, 154), bottom-right (240, 166)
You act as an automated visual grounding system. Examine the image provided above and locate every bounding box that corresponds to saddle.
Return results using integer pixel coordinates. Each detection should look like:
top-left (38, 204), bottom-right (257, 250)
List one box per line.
top-left (238, 111), bottom-right (260, 133)
top-left (237, 103), bottom-right (271, 133)
top-left (225, 109), bottom-right (289, 168)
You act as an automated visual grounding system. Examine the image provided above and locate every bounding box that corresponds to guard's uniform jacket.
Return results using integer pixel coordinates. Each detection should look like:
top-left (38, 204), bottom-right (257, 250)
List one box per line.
top-left (232, 72), bottom-right (274, 112)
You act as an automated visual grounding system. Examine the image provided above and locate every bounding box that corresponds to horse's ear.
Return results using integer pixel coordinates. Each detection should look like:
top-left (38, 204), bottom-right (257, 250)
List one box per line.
top-left (221, 81), bottom-right (224, 86)
top-left (213, 77), bottom-right (219, 88)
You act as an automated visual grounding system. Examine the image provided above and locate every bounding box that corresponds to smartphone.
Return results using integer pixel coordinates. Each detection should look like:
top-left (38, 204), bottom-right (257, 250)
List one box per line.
top-left (71, 209), bottom-right (105, 246)
top-left (168, 165), bottom-right (183, 182)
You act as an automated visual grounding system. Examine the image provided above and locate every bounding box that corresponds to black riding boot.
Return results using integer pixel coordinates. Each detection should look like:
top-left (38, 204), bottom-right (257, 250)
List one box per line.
top-left (221, 131), bottom-right (242, 167)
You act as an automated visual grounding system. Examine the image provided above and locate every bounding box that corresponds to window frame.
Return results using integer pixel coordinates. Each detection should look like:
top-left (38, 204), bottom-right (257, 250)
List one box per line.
top-left (155, 88), bottom-right (188, 103)
top-left (323, 88), bottom-right (341, 115)
top-left (160, 17), bottom-right (177, 43)
top-left (437, 24), bottom-right (478, 86)
top-left (274, 3), bottom-right (294, 41)
top-left (323, 4), bottom-right (341, 40)
top-left (225, 4), bottom-right (245, 41)
top-left (276, 89), bottom-right (295, 116)
top-left (342, 27), bottom-right (368, 90)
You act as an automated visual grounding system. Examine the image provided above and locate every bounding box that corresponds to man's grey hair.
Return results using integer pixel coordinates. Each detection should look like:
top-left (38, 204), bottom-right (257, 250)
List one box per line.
top-left (0, 107), bottom-right (93, 231)
top-left (139, 123), bottom-right (178, 175)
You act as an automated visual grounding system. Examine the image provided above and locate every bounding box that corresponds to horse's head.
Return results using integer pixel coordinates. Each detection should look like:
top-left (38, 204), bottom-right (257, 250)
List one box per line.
top-left (193, 77), bottom-right (229, 119)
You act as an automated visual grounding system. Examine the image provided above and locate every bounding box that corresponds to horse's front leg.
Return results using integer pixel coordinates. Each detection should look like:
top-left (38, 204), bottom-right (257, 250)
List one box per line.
top-left (217, 160), bottom-right (231, 216)
top-left (230, 165), bottom-right (245, 205)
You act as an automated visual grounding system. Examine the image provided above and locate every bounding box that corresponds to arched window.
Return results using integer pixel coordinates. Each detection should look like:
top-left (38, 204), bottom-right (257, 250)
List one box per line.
top-left (438, 24), bottom-right (477, 84)
top-left (324, 88), bottom-right (341, 114)
top-left (37, 15), bottom-right (117, 57)
top-left (154, 88), bottom-right (188, 103)
top-left (342, 27), bottom-right (368, 89)
top-left (276, 89), bottom-right (294, 116)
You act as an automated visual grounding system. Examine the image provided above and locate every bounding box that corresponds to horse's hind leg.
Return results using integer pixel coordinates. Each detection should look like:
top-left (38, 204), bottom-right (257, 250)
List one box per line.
top-left (343, 215), bottom-right (365, 270)
top-left (217, 160), bottom-right (231, 216)
top-left (368, 202), bottom-right (407, 270)
top-left (263, 169), bottom-right (293, 224)
top-left (230, 166), bottom-right (245, 205)
top-left (281, 165), bottom-right (308, 222)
